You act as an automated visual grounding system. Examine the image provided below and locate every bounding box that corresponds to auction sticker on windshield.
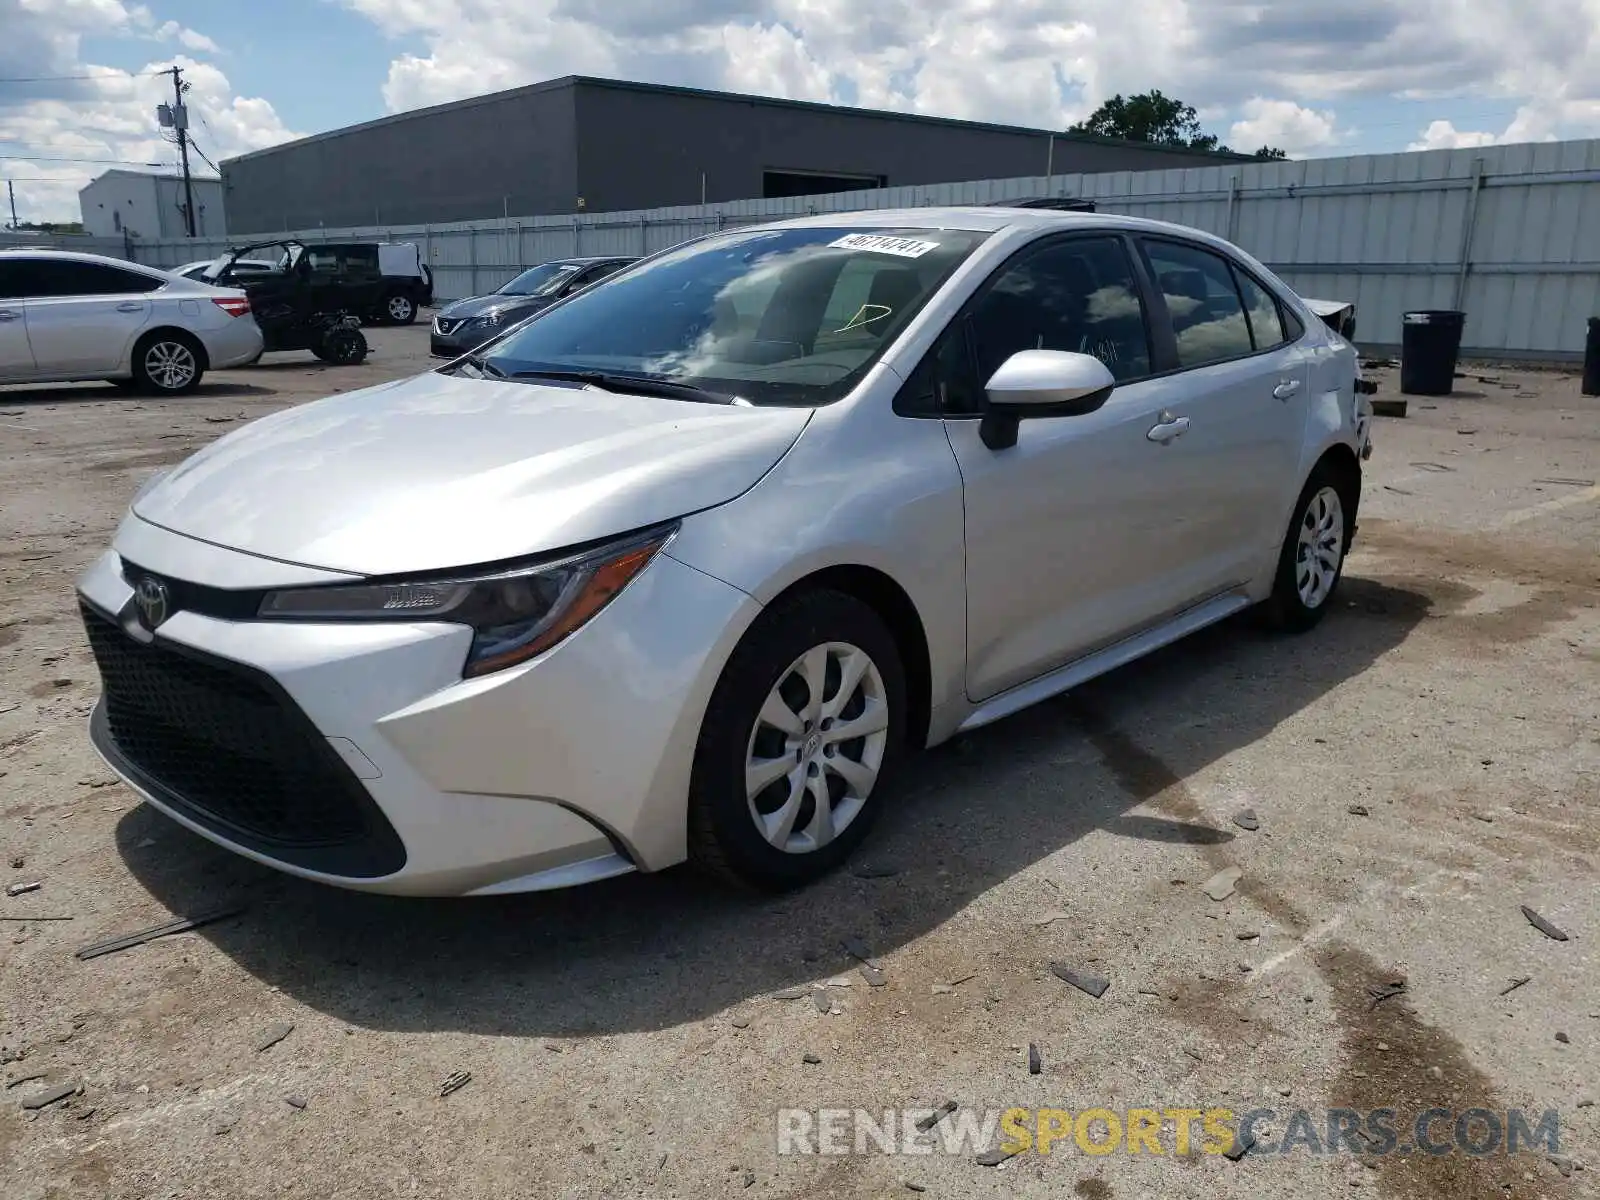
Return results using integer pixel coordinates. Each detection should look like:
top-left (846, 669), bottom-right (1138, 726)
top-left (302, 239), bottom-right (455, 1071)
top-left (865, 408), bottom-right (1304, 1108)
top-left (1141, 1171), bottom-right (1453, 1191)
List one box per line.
top-left (829, 233), bottom-right (942, 258)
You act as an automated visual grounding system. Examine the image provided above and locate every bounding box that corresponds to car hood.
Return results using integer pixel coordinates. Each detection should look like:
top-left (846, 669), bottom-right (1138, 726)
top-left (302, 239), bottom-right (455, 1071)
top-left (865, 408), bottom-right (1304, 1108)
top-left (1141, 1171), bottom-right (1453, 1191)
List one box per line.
top-left (438, 293), bottom-right (551, 321)
top-left (132, 371), bottom-right (812, 576)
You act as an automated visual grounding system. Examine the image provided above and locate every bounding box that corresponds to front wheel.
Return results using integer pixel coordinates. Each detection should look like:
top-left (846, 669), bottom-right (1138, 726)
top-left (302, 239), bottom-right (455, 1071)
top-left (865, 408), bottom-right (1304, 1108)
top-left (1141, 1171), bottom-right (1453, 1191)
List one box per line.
top-left (688, 590), bottom-right (906, 890)
top-left (1261, 465), bottom-right (1352, 631)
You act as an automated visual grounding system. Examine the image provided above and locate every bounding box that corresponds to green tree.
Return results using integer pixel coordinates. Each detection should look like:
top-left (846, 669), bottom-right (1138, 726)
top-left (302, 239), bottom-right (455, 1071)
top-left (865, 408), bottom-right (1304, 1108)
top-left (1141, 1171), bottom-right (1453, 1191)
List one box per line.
top-left (1068, 90), bottom-right (1288, 159)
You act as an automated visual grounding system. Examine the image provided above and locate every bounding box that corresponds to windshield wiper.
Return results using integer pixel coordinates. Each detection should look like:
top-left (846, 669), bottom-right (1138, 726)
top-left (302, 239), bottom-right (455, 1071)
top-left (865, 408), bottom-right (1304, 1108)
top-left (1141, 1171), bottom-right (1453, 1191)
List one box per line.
top-left (451, 352), bottom-right (507, 379)
top-left (509, 369), bottom-right (735, 405)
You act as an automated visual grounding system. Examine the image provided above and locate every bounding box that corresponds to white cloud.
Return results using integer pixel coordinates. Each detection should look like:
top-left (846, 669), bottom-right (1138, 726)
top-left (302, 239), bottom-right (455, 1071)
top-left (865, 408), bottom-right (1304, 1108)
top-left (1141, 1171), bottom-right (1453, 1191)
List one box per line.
top-left (1408, 119), bottom-right (1499, 151)
top-left (1229, 98), bottom-right (1341, 157)
top-left (0, 3), bottom-right (293, 223)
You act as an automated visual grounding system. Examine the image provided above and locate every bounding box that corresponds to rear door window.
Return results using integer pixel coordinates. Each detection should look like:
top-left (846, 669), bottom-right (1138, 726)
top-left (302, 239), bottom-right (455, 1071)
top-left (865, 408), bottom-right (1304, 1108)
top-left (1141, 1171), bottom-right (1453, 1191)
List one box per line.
top-left (1233, 270), bottom-right (1288, 350)
top-left (28, 260), bottom-right (161, 297)
top-left (1142, 240), bottom-right (1254, 367)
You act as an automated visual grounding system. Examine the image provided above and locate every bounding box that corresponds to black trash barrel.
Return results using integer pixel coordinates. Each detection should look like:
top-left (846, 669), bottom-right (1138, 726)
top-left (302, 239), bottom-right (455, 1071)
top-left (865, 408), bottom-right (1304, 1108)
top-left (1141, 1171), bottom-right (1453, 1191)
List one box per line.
top-left (1400, 310), bottom-right (1466, 396)
top-left (1584, 317), bottom-right (1600, 397)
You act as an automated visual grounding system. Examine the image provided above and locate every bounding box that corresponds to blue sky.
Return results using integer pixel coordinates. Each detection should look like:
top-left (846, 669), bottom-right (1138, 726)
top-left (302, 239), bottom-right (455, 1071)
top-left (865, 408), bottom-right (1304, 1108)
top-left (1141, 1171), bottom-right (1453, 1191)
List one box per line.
top-left (2, 0), bottom-right (1594, 222)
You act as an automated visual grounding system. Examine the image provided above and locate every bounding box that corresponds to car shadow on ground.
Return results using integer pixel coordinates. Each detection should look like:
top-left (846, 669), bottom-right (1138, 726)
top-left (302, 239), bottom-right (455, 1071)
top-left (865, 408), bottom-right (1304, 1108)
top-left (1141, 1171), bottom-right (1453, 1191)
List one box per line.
top-left (114, 573), bottom-right (1431, 1038)
top-left (0, 381), bottom-right (275, 404)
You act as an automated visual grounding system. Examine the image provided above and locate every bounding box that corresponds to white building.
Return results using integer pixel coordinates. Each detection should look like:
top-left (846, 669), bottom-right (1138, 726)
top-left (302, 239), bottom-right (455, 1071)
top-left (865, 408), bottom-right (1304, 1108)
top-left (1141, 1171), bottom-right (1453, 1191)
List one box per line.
top-left (78, 170), bottom-right (226, 239)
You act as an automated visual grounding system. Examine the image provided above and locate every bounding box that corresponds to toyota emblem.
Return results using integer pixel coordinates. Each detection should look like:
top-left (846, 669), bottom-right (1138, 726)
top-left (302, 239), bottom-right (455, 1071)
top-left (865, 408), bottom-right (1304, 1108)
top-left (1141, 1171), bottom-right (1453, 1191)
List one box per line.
top-left (134, 576), bottom-right (171, 629)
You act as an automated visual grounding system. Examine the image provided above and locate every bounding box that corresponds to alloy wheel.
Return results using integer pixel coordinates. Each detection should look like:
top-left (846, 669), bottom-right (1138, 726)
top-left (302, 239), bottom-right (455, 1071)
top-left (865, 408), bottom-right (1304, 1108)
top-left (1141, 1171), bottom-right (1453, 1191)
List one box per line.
top-left (745, 641), bottom-right (889, 855)
top-left (144, 341), bottom-right (196, 391)
top-left (1295, 485), bottom-right (1345, 609)
top-left (387, 295), bottom-right (414, 321)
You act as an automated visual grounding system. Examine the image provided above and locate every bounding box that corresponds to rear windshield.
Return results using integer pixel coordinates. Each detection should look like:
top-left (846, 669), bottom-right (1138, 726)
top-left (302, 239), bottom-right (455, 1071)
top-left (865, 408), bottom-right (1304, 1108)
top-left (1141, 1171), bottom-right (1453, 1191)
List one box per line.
top-left (473, 226), bottom-right (989, 406)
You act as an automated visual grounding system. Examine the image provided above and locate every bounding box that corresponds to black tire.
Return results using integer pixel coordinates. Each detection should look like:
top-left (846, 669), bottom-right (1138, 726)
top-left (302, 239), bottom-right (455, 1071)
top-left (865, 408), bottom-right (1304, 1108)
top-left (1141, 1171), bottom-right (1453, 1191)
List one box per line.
top-left (1260, 462), bottom-right (1354, 632)
top-left (688, 590), bottom-right (907, 891)
top-left (130, 330), bottom-right (204, 396)
top-left (382, 292), bottom-right (417, 325)
top-left (314, 328), bottom-right (368, 365)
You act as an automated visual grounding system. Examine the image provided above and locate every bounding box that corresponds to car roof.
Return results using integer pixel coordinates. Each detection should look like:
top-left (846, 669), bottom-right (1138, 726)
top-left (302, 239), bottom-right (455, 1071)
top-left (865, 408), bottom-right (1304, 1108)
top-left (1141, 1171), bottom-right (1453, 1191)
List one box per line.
top-left (740, 206), bottom-right (1243, 247)
top-left (0, 247), bottom-right (170, 273)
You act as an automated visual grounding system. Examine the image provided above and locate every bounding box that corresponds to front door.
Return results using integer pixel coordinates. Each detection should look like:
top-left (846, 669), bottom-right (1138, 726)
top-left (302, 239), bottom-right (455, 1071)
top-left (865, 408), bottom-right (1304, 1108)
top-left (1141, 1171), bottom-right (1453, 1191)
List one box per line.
top-left (0, 260), bottom-right (36, 380)
top-left (939, 234), bottom-right (1194, 701)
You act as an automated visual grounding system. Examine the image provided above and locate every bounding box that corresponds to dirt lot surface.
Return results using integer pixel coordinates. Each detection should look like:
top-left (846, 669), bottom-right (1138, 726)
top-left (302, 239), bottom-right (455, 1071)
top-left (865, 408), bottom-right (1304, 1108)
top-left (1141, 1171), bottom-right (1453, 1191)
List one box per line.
top-left (2, 335), bottom-right (1597, 1199)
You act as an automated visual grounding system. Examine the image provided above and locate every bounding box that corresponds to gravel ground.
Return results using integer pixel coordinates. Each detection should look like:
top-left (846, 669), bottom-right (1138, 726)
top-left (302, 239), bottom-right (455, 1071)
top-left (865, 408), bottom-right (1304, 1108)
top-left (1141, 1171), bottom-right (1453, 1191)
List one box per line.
top-left (1, 335), bottom-right (1597, 1199)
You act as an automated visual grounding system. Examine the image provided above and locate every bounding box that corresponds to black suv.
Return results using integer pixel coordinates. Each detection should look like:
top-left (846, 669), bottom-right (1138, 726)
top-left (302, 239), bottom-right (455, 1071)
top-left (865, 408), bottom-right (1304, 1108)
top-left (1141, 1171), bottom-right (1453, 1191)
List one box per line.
top-left (430, 256), bottom-right (636, 358)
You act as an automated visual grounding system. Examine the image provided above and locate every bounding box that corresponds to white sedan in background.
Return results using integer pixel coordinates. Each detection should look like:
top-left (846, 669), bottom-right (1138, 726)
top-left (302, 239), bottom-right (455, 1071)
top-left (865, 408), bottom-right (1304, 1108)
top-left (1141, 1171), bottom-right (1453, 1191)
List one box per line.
top-left (0, 248), bottom-right (262, 394)
top-left (170, 257), bottom-right (278, 283)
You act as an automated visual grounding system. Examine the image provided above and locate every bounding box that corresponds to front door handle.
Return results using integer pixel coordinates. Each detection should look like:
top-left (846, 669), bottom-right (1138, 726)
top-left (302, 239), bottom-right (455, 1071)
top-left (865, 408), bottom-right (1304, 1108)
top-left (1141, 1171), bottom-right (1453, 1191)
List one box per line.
top-left (115, 302), bottom-right (145, 313)
top-left (1273, 378), bottom-right (1301, 400)
top-left (1146, 413), bottom-right (1191, 444)
top-left (0, 310), bottom-right (19, 322)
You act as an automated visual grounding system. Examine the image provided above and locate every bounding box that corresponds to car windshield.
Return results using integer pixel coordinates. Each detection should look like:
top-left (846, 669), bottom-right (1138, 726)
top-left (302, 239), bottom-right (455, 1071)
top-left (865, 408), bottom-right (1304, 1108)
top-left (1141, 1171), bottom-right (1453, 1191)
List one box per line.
top-left (499, 263), bottom-right (585, 297)
top-left (473, 226), bottom-right (989, 405)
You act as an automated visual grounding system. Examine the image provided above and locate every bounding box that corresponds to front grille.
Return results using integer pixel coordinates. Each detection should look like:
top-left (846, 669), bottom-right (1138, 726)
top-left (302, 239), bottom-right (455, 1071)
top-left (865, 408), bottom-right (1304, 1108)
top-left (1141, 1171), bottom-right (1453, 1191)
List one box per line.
top-left (82, 604), bottom-right (405, 878)
top-left (433, 317), bottom-right (463, 335)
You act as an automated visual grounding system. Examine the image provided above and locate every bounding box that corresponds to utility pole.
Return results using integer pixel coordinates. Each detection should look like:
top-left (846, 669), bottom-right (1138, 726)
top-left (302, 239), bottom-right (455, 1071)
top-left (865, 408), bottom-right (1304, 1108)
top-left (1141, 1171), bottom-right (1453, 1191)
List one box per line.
top-left (5, 180), bottom-right (16, 230)
top-left (157, 66), bottom-right (197, 237)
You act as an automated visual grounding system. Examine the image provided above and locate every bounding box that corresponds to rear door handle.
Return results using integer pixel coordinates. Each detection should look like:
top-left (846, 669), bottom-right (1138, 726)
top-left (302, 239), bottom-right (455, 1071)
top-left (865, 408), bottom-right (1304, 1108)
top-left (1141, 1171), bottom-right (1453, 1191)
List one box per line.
top-left (1273, 378), bottom-right (1301, 400)
top-left (1146, 413), bottom-right (1191, 444)
top-left (116, 302), bottom-right (145, 312)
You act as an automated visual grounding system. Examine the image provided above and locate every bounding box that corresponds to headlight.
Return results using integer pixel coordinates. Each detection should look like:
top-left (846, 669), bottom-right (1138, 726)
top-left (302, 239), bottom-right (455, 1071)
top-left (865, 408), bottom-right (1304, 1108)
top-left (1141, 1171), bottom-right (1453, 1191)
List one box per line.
top-left (469, 310), bottom-right (507, 329)
top-left (257, 525), bottom-right (676, 677)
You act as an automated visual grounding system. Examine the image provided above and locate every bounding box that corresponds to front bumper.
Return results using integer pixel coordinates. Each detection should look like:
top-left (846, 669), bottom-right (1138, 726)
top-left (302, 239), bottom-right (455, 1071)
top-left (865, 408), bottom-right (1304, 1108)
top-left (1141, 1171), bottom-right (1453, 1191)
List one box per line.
top-left (74, 520), bottom-right (759, 895)
top-left (429, 318), bottom-right (496, 358)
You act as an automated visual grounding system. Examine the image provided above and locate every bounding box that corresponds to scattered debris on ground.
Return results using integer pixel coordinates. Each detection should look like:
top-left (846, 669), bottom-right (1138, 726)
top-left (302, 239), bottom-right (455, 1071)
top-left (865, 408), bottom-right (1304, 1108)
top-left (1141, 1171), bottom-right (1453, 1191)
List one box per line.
top-left (1366, 981), bottom-right (1407, 1011)
top-left (254, 1022), bottom-right (295, 1053)
top-left (1231, 809), bottom-right (1260, 832)
top-left (1028, 1044), bottom-right (1042, 1075)
top-left (914, 1100), bottom-right (957, 1132)
top-left (1499, 976), bottom-right (1532, 997)
top-left (1520, 906), bottom-right (1569, 941)
top-left (1050, 963), bottom-right (1110, 999)
top-left (439, 1071), bottom-right (472, 1098)
top-left (19, 1082), bottom-right (77, 1111)
top-left (1202, 868), bottom-right (1242, 901)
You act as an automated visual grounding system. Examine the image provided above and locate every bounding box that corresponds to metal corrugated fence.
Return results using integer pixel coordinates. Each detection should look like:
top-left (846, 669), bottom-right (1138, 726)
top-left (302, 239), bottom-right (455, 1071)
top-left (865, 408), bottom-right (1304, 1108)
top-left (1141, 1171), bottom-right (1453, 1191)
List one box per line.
top-left (116, 138), bottom-right (1600, 359)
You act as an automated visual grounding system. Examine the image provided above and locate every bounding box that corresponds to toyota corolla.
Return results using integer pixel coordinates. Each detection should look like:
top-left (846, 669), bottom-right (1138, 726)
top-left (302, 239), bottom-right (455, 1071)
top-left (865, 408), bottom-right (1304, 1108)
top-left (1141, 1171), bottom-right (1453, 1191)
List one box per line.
top-left (77, 208), bottom-right (1372, 896)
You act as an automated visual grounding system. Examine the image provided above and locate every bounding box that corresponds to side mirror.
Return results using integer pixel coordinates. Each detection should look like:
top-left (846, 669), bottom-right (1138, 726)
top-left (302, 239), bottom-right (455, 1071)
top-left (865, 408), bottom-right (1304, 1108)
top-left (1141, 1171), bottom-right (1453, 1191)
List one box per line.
top-left (979, 350), bottom-right (1116, 450)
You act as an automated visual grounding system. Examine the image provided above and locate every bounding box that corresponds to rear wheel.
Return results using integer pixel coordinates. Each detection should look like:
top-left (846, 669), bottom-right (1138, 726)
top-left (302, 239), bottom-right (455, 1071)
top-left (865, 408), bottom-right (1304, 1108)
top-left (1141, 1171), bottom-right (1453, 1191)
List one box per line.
top-left (688, 590), bottom-right (905, 890)
top-left (131, 331), bottom-right (204, 395)
top-left (1261, 463), bottom-right (1352, 631)
top-left (314, 327), bottom-right (368, 365)
top-left (383, 293), bottom-right (417, 325)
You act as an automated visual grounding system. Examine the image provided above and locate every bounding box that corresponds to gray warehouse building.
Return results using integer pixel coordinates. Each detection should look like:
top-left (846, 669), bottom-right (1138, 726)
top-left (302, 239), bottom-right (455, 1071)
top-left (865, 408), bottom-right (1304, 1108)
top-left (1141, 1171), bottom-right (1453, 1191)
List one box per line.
top-left (221, 76), bottom-right (1248, 234)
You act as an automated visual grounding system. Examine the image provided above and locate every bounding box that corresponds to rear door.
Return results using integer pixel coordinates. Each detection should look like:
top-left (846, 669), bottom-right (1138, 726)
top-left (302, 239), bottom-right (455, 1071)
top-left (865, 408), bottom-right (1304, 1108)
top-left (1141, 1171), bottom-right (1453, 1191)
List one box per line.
top-left (1136, 238), bottom-right (1309, 596)
top-left (20, 259), bottom-right (158, 374)
top-left (0, 259), bottom-right (38, 380)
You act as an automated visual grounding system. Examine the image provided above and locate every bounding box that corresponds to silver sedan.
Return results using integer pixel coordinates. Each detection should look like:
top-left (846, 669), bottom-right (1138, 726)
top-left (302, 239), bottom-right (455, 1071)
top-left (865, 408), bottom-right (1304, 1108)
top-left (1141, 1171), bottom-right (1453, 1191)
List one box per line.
top-left (0, 248), bottom-right (262, 393)
top-left (75, 207), bottom-right (1371, 895)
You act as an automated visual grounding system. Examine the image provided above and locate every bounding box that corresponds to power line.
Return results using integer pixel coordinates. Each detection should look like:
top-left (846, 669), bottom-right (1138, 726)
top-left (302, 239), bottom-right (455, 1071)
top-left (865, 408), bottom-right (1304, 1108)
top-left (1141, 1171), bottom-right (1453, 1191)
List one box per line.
top-left (0, 69), bottom-right (168, 84)
top-left (0, 154), bottom-right (165, 166)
